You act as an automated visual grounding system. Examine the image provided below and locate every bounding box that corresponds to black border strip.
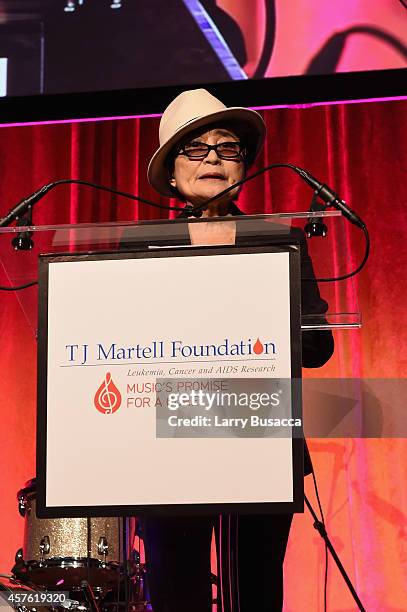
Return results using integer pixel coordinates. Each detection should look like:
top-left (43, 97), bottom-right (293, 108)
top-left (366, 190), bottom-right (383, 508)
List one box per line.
top-left (1, 68), bottom-right (406, 125)
top-left (289, 245), bottom-right (304, 512)
top-left (36, 256), bottom-right (50, 516)
top-left (36, 243), bottom-right (303, 518)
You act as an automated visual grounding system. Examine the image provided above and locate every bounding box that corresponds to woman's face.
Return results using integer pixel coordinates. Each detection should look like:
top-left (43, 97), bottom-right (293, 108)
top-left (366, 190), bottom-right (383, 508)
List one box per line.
top-left (170, 128), bottom-right (245, 210)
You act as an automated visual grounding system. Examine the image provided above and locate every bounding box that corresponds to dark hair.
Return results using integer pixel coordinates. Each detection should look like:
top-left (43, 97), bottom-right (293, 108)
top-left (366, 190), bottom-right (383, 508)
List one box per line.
top-left (165, 153), bottom-right (187, 202)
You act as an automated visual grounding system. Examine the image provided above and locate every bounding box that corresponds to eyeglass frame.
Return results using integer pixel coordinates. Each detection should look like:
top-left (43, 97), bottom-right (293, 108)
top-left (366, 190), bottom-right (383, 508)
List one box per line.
top-left (176, 140), bottom-right (247, 161)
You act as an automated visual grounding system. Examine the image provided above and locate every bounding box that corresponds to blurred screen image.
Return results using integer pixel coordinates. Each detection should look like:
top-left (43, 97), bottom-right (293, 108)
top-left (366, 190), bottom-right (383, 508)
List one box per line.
top-left (0, 0), bottom-right (405, 97)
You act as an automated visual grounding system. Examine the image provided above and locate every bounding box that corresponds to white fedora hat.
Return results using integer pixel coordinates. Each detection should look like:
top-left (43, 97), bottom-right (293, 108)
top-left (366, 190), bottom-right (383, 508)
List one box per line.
top-left (147, 88), bottom-right (266, 197)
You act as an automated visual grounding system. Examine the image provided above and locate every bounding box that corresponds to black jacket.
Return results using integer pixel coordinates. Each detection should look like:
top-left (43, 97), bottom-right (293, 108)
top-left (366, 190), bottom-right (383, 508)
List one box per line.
top-left (120, 206), bottom-right (335, 475)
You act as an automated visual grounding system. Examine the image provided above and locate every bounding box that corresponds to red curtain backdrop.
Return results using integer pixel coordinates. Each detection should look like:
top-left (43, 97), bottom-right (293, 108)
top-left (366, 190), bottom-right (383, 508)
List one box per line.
top-left (0, 98), bottom-right (406, 611)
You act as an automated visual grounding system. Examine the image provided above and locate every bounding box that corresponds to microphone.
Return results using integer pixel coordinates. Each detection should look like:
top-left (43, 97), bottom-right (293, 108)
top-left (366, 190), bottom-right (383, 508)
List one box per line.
top-left (294, 167), bottom-right (365, 228)
top-left (0, 184), bottom-right (55, 227)
top-left (184, 163), bottom-right (365, 229)
top-left (0, 179), bottom-right (186, 228)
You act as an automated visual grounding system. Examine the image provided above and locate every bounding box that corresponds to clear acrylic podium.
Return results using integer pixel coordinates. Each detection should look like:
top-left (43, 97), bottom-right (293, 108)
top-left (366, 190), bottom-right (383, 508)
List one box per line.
top-left (0, 212), bottom-right (361, 518)
top-left (0, 211), bottom-right (361, 335)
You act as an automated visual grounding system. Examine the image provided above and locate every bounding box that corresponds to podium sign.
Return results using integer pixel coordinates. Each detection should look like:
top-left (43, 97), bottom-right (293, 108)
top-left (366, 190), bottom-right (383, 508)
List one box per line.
top-left (37, 243), bottom-right (303, 517)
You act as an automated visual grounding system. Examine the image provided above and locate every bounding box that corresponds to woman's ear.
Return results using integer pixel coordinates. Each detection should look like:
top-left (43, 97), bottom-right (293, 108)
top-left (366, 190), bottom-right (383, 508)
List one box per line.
top-left (169, 176), bottom-right (177, 188)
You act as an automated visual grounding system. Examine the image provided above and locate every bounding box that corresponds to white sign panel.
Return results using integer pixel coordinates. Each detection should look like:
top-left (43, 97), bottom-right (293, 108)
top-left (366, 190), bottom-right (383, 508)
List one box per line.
top-left (39, 248), bottom-right (301, 515)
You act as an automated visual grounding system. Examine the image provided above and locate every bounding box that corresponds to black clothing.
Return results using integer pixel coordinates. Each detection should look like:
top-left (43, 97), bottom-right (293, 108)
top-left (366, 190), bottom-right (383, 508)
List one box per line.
top-left (142, 513), bottom-right (293, 612)
top-left (122, 207), bottom-right (334, 611)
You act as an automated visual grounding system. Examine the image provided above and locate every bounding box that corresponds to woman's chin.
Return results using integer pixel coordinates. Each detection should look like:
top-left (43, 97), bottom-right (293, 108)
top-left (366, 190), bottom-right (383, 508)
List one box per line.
top-left (195, 185), bottom-right (235, 204)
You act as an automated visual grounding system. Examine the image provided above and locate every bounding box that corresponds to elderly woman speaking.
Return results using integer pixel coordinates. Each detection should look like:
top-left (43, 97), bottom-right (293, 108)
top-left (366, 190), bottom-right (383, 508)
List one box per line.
top-left (144, 89), bottom-right (334, 612)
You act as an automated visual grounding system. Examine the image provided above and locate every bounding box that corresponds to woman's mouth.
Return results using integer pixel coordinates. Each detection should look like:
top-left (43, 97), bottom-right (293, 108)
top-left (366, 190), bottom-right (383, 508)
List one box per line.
top-left (199, 173), bottom-right (225, 180)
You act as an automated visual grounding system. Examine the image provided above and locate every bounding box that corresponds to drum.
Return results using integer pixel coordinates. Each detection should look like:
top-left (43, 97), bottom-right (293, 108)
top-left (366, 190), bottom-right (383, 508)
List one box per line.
top-left (0, 575), bottom-right (57, 611)
top-left (13, 479), bottom-right (129, 590)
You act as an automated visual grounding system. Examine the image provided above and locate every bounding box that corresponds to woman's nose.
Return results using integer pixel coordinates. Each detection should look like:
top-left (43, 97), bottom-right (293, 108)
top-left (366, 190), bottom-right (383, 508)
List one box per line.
top-left (204, 148), bottom-right (221, 163)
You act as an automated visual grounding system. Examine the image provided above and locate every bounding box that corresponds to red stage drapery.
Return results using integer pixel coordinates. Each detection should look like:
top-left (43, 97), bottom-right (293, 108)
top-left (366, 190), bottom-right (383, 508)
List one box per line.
top-left (0, 98), bottom-right (406, 611)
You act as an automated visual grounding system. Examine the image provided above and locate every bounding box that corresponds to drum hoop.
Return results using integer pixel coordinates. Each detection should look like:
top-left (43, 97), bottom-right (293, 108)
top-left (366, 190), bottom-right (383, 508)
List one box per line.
top-left (14, 558), bottom-right (121, 569)
top-left (17, 479), bottom-right (37, 503)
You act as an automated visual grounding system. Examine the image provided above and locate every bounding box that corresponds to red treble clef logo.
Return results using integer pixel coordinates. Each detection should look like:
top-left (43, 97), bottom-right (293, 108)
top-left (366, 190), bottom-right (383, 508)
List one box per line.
top-left (94, 372), bottom-right (122, 414)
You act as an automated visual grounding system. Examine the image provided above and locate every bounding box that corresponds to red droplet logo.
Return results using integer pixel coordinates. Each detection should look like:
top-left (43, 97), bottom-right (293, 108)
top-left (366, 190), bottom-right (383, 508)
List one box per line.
top-left (94, 373), bottom-right (122, 414)
top-left (253, 338), bottom-right (264, 354)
